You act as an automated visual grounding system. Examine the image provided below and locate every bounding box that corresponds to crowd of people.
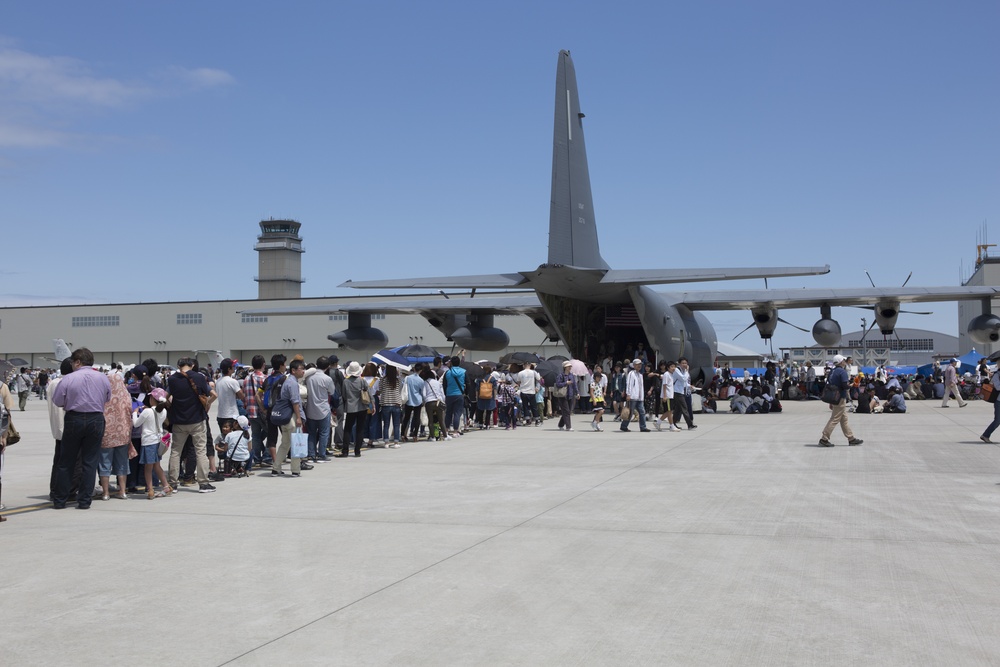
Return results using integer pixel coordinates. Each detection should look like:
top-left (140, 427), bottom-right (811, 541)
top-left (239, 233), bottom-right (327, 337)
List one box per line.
top-left (3, 344), bottom-right (999, 518)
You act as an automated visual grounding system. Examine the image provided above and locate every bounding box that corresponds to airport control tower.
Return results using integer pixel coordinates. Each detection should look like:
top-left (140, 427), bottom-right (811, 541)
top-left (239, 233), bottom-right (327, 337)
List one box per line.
top-left (254, 218), bottom-right (305, 299)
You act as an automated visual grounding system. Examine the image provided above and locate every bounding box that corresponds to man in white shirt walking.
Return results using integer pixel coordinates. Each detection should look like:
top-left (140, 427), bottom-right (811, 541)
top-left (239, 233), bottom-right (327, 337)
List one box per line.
top-left (620, 359), bottom-right (650, 432)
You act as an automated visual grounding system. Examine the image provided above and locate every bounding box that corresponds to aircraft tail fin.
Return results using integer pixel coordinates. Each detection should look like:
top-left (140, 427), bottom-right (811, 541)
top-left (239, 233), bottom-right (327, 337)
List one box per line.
top-left (548, 50), bottom-right (609, 270)
top-left (52, 338), bottom-right (71, 362)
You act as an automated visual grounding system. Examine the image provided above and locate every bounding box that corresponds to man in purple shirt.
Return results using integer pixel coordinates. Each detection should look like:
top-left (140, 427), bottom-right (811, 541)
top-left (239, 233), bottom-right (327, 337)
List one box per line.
top-left (51, 348), bottom-right (112, 510)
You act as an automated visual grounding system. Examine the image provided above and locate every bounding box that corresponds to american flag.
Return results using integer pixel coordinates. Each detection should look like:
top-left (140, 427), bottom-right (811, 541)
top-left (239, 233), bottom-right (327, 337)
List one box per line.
top-left (605, 305), bottom-right (641, 327)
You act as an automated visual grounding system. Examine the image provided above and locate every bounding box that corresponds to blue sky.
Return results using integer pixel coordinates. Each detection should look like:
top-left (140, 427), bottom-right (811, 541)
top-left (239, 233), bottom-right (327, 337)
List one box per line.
top-left (1, 1), bottom-right (997, 350)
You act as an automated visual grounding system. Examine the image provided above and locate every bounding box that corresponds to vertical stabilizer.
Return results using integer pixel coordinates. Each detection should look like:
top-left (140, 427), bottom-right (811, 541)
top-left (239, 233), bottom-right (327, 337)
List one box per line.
top-left (548, 50), bottom-right (609, 270)
top-left (52, 338), bottom-right (71, 362)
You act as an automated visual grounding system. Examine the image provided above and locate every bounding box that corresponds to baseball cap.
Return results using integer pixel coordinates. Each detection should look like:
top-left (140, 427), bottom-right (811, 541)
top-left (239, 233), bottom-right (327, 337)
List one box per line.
top-left (832, 354), bottom-right (846, 364)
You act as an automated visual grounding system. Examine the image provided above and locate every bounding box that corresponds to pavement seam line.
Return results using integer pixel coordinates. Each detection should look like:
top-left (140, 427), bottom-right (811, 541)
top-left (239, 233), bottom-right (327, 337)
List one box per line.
top-left (216, 441), bottom-right (686, 665)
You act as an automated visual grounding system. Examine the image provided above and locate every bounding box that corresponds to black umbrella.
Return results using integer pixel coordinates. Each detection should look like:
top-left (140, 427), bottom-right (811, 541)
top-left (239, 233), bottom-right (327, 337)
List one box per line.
top-left (499, 351), bottom-right (542, 365)
top-left (459, 361), bottom-right (486, 380)
top-left (7, 357), bottom-right (30, 367)
top-left (546, 354), bottom-right (569, 362)
top-left (0, 359), bottom-right (13, 375)
top-left (535, 359), bottom-right (561, 387)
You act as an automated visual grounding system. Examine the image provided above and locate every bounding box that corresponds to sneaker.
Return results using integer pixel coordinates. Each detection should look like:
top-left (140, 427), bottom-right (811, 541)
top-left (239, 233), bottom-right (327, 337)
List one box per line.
top-left (640, 428), bottom-right (651, 433)
top-left (818, 439), bottom-right (833, 447)
top-left (444, 435), bottom-right (453, 441)
top-left (271, 470), bottom-right (285, 476)
top-left (688, 425), bottom-right (698, 430)
top-left (566, 428), bottom-right (574, 432)
top-left (669, 425), bottom-right (680, 432)
top-left (209, 472), bottom-right (226, 482)
top-left (389, 442), bottom-right (400, 448)
top-left (981, 435), bottom-right (994, 444)
top-left (313, 458), bottom-right (327, 463)
top-left (198, 483), bottom-right (216, 493)
top-left (653, 417), bottom-right (662, 431)
top-left (299, 463), bottom-right (314, 471)
top-left (960, 403), bottom-right (968, 408)
top-left (848, 438), bottom-right (863, 446)
top-left (558, 425), bottom-right (564, 430)
top-left (291, 472), bottom-right (301, 477)
top-left (620, 427), bottom-right (631, 432)
top-left (591, 422), bottom-right (599, 431)
top-left (180, 479), bottom-right (197, 487)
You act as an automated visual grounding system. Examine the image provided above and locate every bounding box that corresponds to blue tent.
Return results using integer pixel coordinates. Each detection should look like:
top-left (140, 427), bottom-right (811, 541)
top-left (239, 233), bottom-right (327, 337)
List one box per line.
top-left (956, 348), bottom-right (987, 368)
top-left (916, 352), bottom-right (980, 378)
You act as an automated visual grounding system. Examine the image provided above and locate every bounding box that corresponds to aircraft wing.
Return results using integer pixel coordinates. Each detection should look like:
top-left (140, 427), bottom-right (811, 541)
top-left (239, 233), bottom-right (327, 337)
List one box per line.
top-left (674, 286), bottom-right (1000, 311)
top-left (240, 293), bottom-right (543, 317)
top-left (601, 265), bottom-right (830, 285)
top-left (338, 274), bottom-right (529, 289)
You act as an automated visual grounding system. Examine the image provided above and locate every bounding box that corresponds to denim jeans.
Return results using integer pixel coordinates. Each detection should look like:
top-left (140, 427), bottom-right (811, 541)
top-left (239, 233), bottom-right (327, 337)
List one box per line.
top-left (98, 445), bottom-right (129, 476)
top-left (250, 418), bottom-right (270, 466)
top-left (445, 395), bottom-right (464, 432)
top-left (381, 404), bottom-right (402, 442)
top-left (621, 399), bottom-right (646, 430)
top-left (984, 400), bottom-right (1000, 439)
top-left (306, 416), bottom-right (331, 460)
top-left (53, 411), bottom-right (105, 507)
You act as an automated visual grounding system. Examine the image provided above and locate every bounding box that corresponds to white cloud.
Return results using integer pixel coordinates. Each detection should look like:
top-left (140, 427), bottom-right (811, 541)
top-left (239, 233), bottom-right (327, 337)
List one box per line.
top-left (0, 48), bottom-right (150, 107)
top-left (0, 120), bottom-right (68, 148)
top-left (0, 43), bottom-right (235, 151)
top-left (163, 66), bottom-right (236, 90)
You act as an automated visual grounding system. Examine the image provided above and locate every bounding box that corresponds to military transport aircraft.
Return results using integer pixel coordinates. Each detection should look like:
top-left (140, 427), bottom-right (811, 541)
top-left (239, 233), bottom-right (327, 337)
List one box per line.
top-left (245, 50), bottom-right (1000, 382)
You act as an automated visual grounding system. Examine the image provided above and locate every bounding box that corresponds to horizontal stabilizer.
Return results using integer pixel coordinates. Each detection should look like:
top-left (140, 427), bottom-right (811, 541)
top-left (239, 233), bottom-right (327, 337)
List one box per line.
top-left (338, 274), bottom-right (528, 290)
top-left (676, 286), bottom-right (1000, 311)
top-left (601, 266), bottom-right (830, 285)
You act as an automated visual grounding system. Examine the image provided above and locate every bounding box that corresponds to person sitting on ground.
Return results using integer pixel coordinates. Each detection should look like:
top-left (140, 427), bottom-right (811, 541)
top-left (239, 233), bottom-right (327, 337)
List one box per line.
top-left (855, 386), bottom-right (873, 414)
top-left (730, 389), bottom-right (752, 414)
top-left (884, 387), bottom-right (907, 413)
top-left (906, 376), bottom-right (923, 400)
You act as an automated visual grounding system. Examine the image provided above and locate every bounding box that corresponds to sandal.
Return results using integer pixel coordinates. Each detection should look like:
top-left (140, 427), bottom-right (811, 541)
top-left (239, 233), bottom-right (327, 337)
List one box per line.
top-left (101, 494), bottom-right (110, 501)
top-left (114, 494), bottom-right (127, 500)
top-left (154, 490), bottom-right (167, 498)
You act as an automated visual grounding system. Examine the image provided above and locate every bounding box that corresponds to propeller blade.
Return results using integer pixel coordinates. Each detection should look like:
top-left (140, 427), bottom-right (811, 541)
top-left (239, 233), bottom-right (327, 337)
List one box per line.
top-left (900, 309), bottom-right (933, 315)
top-left (777, 317), bottom-right (810, 333)
top-left (732, 322), bottom-right (756, 341)
top-left (865, 270), bottom-right (877, 288)
top-left (901, 271), bottom-right (912, 288)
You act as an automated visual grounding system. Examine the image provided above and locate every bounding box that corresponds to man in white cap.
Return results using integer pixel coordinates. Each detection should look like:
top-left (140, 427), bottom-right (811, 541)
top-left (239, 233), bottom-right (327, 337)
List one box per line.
top-left (819, 355), bottom-right (863, 447)
top-left (941, 358), bottom-right (968, 408)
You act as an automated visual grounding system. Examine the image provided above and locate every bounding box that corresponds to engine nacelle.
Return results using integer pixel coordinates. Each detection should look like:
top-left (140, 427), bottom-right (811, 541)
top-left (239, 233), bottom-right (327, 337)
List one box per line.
top-left (450, 325), bottom-right (510, 352)
top-left (812, 318), bottom-right (842, 347)
top-left (874, 300), bottom-right (900, 335)
top-left (327, 327), bottom-right (388, 351)
top-left (752, 305), bottom-right (778, 339)
top-left (967, 314), bottom-right (1000, 345)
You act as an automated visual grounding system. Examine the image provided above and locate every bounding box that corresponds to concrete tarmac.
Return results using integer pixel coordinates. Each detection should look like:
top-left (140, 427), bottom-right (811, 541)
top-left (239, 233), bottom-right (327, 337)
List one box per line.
top-left (3, 396), bottom-right (1000, 666)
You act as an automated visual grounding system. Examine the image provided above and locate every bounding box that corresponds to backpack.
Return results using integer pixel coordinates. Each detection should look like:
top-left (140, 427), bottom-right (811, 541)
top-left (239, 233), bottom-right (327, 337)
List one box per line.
top-left (759, 398), bottom-right (771, 414)
top-left (261, 373), bottom-right (287, 410)
top-left (478, 377), bottom-right (494, 400)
